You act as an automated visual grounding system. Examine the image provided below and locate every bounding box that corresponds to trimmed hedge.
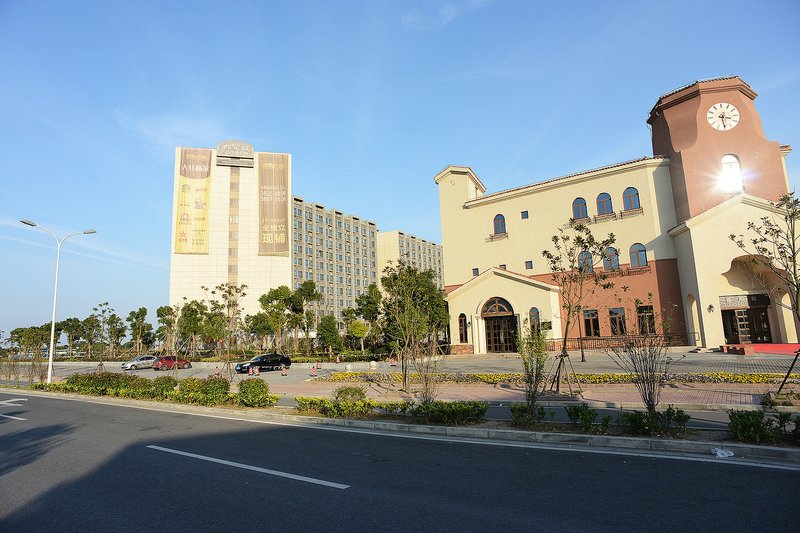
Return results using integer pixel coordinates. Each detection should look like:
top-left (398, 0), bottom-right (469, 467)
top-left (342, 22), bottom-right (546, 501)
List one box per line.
top-left (295, 396), bottom-right (485, 424)
top-left (29, 373), bottom-right (279, 408)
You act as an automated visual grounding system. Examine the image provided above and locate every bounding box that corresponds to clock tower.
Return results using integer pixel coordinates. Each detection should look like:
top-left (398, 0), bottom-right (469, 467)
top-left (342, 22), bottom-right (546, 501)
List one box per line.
top-left (647, 76), bottom-right (790, 224)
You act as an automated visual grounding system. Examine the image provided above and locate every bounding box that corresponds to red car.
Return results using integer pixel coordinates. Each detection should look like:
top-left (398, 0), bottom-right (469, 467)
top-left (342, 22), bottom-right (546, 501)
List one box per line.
top-left (153, 356), bottom-right (192, 371)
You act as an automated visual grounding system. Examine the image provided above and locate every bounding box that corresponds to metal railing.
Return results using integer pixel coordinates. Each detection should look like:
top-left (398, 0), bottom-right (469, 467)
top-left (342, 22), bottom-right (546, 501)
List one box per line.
top-left (544, 332), bottom-right (700, 352)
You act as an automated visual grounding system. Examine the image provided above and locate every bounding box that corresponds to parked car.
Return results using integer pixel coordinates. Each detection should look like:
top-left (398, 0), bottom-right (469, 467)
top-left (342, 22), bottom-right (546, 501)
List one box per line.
top-left (235, 354), bottom-right (291, 374)
top-left (153, 356), bottom-right (192, 371)
top-left (121, 355), bottom-right (158, 370)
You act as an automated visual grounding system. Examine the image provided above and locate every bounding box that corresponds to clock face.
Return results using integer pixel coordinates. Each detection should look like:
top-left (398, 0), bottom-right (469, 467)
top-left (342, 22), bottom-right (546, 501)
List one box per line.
top-left (707, 103), bottom-right (740, 131)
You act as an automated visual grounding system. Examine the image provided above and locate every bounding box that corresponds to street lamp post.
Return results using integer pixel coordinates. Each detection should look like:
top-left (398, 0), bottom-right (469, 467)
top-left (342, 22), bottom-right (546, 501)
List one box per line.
top-left (20, 220), bottom-right (96, 384)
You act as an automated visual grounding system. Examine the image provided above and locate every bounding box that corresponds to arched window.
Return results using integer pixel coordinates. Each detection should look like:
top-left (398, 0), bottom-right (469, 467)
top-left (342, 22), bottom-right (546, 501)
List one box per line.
top-left (578, 251), bottom-right (594, 273)
top-left (493, 214), bottom-right (506, 235)
top-left (572, 198), bottom-right (588, 220)
top-left (603, 247), bottom-right (619, 271)
top-left (481, 297), bottom-right (514, 317)
top-left (597, 193), bottom-right (613, 215)
top-left (721, 154), bottom-right (743, 192)
top-left (630, 243), bottom-right (648, 268)
top-left (458, 313), bottom-right (468, 343)
top-left (529, 307), bottom-right (540, 335)
top-left (623, 187), bottom-right (640, 210)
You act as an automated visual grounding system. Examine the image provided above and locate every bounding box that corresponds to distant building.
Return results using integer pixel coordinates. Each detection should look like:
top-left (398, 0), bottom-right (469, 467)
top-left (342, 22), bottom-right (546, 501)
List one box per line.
top-left (169, 141), bottom-right (439, 330)
top-left (376, 230), bottom-right (444, 288)
top-left (436, 76), bottom-right (796, 353)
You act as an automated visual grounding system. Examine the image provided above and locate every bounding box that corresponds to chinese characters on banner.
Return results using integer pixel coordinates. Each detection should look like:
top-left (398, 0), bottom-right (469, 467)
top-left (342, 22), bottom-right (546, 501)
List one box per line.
top-left (258, 152), bottom-right (289, 255)
top-left (174, 148), bottom-right (212, 254)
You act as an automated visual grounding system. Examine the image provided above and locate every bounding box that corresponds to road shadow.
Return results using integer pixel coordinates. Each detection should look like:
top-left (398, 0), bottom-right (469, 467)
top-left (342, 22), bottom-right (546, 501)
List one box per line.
top-left (0, 423), bottom-right (74, 477)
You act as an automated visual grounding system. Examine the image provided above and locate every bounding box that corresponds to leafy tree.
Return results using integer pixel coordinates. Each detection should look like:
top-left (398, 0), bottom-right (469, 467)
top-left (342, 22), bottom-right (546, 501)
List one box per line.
top-left (516, 325), bottom-right (549, 425)
top-left (80, 314), bottom-right (101, 358)
top-left (730, 193), bottom-right (800, 393)
top-left (179, 300), bottom-right (208, 358)
top-left (105, 313), bottom-right (127, 359)
top-left (356, 283), bottom-right (383, 350)
top-left (542, 219), bottom-right (615, 392)
top-left (245, 312), bottom-right (273, 350)
top-left (348, 319), bottom-right (369, 354)
top-left (156, 305), bottom-right (178, 355)
top-left (381, 261), bottom-right (448, 392)
top-left (60, 317), bottom-right (83, 356)
top-left (301, 310), bottom-right (316, 355)
top-left (288, 281), bottom-right (322, 353)
top-left (126, 307), bottom-right (152, 356)
top-left (259, 285), bottom-right (293, 351)
top-left (317, 315), bottom-right (341, 355)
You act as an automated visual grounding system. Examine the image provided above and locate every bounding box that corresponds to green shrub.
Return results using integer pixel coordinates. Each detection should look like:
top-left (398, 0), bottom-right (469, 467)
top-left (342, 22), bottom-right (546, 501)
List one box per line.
top-left (619, 406), bottom-right (692, 437)
top-left (510, 403), bottom-right (548, 427)
top-left (728, 409), bottom-right (781, 443)
top-left (152, 376), bottom-right (178, 398)
top-left (565, 403), bottom-right (596, 430)
top-left (409, 401), bottom-right (487, 425)
top-left (237, 378), bottom-right (280, 407)
top-left (293, 396), bottom-right (374, 417)
top-left (333, 385), bottom-right (367, 402)
top-left (65, 372), bottom-right (144, 396)
top-left (295, 396), bottom-right (326, 412)
top-left (174, 376), bottom-right (231, 406)
top-left (372, 400), bottom-right (412, 415)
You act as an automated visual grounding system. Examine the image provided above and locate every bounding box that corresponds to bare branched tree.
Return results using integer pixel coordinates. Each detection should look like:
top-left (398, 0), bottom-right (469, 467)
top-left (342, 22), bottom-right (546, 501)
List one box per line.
top-left (730, 193), bottom-right (800, 393)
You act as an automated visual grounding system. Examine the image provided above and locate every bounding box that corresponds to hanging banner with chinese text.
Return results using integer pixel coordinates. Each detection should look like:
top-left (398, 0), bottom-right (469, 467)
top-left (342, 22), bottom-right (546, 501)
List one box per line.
top-left (174, 148), bottom-right (212, 254)
top-left (258, 152), bottom-right (289, 255)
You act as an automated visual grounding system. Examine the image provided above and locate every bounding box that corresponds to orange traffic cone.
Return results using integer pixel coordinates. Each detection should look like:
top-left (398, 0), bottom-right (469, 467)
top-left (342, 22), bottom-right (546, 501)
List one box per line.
top-left (248, 366), bottom-right (253, 376)
top-left (336, 355), bottom-right (340, 364)
top-left (316, 361), bottom-right (321, 369)
top-left (311, 366), bottom-right (317, 377)
top-left (254, 366), bottom-right (260, 376)
top-left (215, 366), bottom-right (220, 376)
top-left (281, 366), bottom-right (287, 376)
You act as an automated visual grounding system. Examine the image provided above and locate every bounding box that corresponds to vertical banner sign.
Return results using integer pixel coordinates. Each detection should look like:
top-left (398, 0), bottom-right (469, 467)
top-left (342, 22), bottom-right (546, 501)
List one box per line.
top-left (258, 153), bottom-right (289, 255)
top-left (174, 148), bottom-right (212, 254)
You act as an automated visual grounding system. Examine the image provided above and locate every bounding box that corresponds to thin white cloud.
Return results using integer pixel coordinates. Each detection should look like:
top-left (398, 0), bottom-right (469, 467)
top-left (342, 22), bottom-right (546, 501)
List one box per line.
top-left (114, 112), bottom-right (231, 159)
top-left (401, 0), bottom-right (491, 28)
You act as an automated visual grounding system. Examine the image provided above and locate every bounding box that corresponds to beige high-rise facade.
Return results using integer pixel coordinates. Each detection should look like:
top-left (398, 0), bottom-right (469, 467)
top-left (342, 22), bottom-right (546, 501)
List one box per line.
top-left (291, 196), bottom-right (378, 328)
top-left (169, 141), bottom-right (291, 317)
top-left (376, 230), bottom-right (444, 289)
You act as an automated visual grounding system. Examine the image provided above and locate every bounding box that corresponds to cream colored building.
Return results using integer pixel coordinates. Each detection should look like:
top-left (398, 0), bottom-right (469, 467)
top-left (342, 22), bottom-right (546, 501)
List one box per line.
top-left (436, 77), bottom-right (796, 353)
top-left (376, 230), bottom-right (444, 288)
top-left (169, 141), bottom-right (291, 317)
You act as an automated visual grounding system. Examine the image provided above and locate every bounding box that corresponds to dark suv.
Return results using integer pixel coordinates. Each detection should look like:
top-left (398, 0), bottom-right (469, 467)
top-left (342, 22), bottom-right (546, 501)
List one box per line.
top-left (235, 354), bottom-right (292, 373)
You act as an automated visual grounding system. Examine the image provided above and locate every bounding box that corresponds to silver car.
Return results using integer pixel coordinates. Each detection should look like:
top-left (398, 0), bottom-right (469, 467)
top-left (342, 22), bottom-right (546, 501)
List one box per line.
top-left (121, 355), bottom-right (158, 370)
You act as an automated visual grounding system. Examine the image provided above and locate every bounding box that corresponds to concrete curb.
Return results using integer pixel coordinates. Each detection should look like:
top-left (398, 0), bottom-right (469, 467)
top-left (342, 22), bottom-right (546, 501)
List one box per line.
top-left (4, 387), bottom-right (798, 465)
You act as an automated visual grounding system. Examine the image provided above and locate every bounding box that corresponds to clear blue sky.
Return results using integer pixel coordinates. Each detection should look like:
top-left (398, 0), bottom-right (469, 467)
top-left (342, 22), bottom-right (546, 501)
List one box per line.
top-left (1, 0), bottom-right (798, 336)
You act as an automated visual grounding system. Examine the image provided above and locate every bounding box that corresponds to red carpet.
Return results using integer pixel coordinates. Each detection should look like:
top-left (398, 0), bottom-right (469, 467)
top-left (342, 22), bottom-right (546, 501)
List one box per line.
top-left (753, 343), bottom-right (800, 355)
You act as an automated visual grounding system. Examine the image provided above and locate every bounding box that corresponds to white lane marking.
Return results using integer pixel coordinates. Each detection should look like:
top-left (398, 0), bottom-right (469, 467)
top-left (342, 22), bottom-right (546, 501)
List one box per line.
top-left (14, 391), bottom-right (799, 472)
top-left (0, 413), bottom-right (26, 420)
top-left (0, 398), bottom-right (28, 407)
top-left (146, 445), bottom-right (350, 489)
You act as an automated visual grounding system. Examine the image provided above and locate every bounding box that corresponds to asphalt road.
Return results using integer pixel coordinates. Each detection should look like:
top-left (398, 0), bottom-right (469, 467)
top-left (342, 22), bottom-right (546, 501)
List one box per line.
top-left (0, 392), bottom-right (796, 532)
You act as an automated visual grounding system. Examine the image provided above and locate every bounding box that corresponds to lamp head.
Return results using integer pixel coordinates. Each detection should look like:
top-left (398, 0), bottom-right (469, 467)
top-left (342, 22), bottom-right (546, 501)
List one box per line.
top-left (20, 219), bottom-right (36, 227)
top-left (83, 230), bottom-right (97, 234)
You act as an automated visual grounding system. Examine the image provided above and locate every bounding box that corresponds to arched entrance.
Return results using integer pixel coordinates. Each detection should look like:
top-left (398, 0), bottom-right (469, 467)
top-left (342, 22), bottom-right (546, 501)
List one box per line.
top-left (482, 297), bottom-right (517, 353)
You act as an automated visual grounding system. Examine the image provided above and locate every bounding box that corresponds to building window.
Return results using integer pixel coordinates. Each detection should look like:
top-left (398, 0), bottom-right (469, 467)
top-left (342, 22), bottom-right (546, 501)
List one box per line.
top-left (630, 243), bottom-right (648, 268)
top-left (623, 187), bottom-right (640, 210)
top-left (521, 210), bottom-right (529, 219)
top-left (525, 260), bottom-right (533, 270)
top-left (637, 305), bottom-right (656, 334)
top-left (603, 247), bottom-right (619, 271)
top-left (609, 308), bottom-right (626, 335)
top-left (499, 264), bottom-right (507, 270)
top-left (458, 314), bottom-right (468, 343)
top-left (597, 193), bottom-right (613, 215)
top-left (721, 154), bottom-right (743, 192)
top-left (572, 198), bottom-right (588, 220)
top-left (493, 214), bottom-right (506, 235)
top-left (583, 309), bottom-right (600, 336)
top-left (529, 307), bottom-right (540, 335)
top-left (472, 267), bottom-right (480, 277)
top-left (578, 251), bottom-right (593, 273)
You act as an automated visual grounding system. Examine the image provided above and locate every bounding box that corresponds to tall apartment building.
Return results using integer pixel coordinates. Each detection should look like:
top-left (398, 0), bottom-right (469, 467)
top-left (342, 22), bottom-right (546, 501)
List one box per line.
top-left (169, 140), bottom-right (443, 331)
top-left (376, 230), bottom-right (444, 288)
top-left (291, 197), bottom-right (378, 327)
top-left (169, 141), bottom-right (291, 317)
